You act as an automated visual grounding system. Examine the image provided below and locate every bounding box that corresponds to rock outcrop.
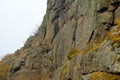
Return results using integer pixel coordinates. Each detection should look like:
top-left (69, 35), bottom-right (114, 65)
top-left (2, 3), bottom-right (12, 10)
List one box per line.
top-left (7, 0), bottom-right (120, 80)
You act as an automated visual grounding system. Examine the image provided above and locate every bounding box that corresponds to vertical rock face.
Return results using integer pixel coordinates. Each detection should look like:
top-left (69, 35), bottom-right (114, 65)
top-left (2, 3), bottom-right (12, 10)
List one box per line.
top-left (8, 0), bottom-right (120, 80)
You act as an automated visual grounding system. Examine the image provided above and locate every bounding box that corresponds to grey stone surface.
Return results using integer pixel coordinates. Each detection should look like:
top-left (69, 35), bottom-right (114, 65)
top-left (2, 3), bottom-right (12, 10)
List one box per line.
top-left (7, 0), bottom-right (120, 80)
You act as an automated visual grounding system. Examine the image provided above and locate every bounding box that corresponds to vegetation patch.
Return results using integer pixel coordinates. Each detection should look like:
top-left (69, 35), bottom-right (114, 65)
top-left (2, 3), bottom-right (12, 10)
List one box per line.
top-left (107, 19), bottom-right (120, 43)
top-left (67, 41), bottom-right (103, 60)
top-left (67, 48), bottom-right (79, 60)
top-left (86, 40), bottom-right (103, 54)
top-left (0, 61), bottom-right (10, 80)
top-left (90, 71), bottom-right (120, 80)
top-left (59, 63), bottom-right (69, 80)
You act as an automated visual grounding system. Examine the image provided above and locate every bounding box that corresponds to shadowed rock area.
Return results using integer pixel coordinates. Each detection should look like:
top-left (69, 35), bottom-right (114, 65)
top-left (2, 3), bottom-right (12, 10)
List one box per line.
top-left (2, 0), bottom-right (120, 80)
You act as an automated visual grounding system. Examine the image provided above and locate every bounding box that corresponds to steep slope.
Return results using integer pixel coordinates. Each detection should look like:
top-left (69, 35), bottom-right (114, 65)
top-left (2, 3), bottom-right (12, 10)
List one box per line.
top-left (8, 0), bottom-right (120, 80)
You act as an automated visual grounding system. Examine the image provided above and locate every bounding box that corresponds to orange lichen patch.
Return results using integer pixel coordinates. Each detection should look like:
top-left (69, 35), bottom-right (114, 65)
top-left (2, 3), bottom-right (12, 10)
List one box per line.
top-left (0, 61), bottom-right (10, 80)
top-left (90, 71), bottom-right (120, 80)
top-left (107, 25), bottom-right (120, 43)
top-left (107, 19), bottom-right (120, 43)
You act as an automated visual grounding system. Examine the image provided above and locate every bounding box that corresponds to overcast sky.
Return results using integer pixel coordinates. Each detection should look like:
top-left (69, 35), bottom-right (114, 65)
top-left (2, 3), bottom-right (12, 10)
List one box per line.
top-left (0, 0), bottom-right (47, 59)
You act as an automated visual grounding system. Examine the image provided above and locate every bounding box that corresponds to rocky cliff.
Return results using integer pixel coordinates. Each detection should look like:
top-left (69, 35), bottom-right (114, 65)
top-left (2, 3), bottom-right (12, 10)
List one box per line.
top-left (7, 0), bottom-right (120, 80)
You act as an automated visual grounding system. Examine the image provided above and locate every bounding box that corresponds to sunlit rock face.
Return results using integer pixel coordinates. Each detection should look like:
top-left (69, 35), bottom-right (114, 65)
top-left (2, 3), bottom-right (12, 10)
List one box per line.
top-left (7, 0), bottom-right (120, 80)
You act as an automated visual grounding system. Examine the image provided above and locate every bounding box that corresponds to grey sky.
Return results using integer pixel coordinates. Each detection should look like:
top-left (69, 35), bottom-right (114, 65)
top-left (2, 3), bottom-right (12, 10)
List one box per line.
top-left (0, 0), bottom-right (47, 59)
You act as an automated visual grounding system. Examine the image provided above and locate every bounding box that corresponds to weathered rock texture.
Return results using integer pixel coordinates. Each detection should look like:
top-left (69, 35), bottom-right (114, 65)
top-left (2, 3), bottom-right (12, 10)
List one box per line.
top-left (8, 0), bottom-right (120, 80)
